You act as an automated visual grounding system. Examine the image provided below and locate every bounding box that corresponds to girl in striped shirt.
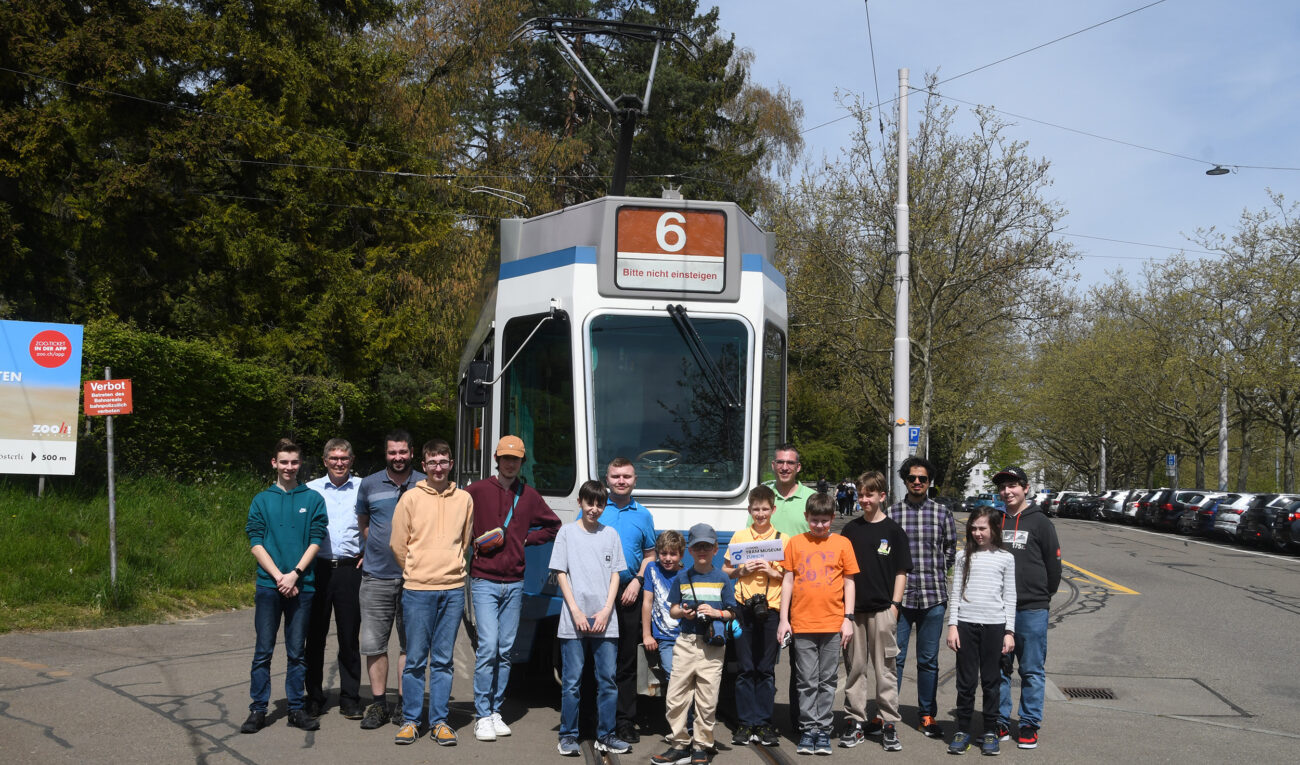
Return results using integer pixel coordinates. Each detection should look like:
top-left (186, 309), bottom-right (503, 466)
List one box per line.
top-left (945, 508), bottom-right (1017, 756)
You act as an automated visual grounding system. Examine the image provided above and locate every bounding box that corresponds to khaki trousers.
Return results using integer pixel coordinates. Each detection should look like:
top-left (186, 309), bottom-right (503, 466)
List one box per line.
top-left (843, 608), bottom-right (902, 723)
top-left (665, 633), bottom-right (724, 747)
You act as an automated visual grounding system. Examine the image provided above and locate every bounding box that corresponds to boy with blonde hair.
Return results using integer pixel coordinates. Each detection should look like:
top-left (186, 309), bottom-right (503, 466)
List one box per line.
top-left (724, 485), bottom-right (786, 747)
top-left (652, 523), bottom-right (736, 765)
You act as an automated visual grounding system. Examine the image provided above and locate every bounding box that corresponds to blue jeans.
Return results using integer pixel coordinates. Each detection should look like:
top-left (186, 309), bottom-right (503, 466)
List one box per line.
top-left (658, 641), bottom-right (677, 679)
top-left (249, 586), bottom-right (313, 713)
top-left (401, 588), bottom-right (465, 727)
top-left (894, 602), bottom-right (946, 718)
top-left (470, 578), bottom-right (524, 718)
top-left (559, 637), bottom-right (617, 740)
top-left (999, 609), bottom-right (1049, 729)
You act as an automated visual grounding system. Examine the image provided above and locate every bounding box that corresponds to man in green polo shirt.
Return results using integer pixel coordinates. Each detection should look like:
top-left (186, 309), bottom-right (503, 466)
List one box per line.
top-left (763, 443), bottom-right (815, 536)
top-left (762, 442), bottom-right (815, 732)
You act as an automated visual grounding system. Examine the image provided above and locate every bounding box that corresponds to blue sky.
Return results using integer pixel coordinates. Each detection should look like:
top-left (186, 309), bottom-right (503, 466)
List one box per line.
top-left (710, 0), bottom-right (1300, 287)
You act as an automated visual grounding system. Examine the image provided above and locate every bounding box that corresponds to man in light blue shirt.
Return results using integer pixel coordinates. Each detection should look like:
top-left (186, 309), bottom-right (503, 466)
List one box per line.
top-left (305, 438), bottom-right (364, 719)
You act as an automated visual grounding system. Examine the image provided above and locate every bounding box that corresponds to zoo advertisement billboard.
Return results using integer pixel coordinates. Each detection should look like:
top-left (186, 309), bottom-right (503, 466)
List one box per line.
top-left (0, 320), bottom-right (83, 475)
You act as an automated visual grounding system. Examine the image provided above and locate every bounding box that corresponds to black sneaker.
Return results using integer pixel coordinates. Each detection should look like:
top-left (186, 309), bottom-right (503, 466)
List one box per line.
top-left (360, 701), bottom-right (390, 729)
top-left (921, 715), bottom-right (944, 739)
top-left (690, 748), bottom-right (711, 765)
top-left (340, 700), bottom-right (365, 720)
top-left (757, 725), bottom-right (781, 746)
top-left (239, 711), bottom-right (265, 734)
top-left (1016, 725), bottom-right (1038, 749)
top-left (864, 716), bottom-right (884, 737)
top-left (981, 733), bottom-right (1000, 756)
top-left (732, 725), bottom-right (754, 745)
top-left (305, 699), bottom-right (324, 718)
top-left (617, 722), bottom-right (641, 743)
top-left (881, 723), bottom-right (902, 752)
top-left (651, 746), bottom-right (692, 765)
top-left (994, 722), bottom-right (1010, 742)
top-left (838, 723), bottom-right (865, 748)
top-left (287, 709), bottom-right (320, 731)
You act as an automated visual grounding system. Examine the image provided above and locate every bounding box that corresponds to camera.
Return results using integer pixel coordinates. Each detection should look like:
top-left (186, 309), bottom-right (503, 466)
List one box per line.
top-left (696, 613), bottom-right (726, 646)
top-left (744, 593), bottom-right (770, 623)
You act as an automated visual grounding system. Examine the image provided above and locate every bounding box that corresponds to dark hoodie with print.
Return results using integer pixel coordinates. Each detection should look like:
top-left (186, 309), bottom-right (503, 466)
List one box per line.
top-left (1000, 503), bottom-right (1062, 611)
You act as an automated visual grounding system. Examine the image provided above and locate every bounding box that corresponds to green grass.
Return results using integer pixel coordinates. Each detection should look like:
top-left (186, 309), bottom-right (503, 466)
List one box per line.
top-left (0, 473), bottom-right (266, 632)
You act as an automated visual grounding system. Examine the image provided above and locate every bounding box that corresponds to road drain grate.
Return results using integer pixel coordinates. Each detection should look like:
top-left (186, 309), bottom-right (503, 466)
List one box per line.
top-left (1061, 686), bottom-right (1117, 700)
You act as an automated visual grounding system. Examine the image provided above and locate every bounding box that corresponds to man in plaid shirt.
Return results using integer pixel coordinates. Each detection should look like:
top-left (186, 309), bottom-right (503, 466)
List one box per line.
top-left (890, 456), bottom-right (956, 740)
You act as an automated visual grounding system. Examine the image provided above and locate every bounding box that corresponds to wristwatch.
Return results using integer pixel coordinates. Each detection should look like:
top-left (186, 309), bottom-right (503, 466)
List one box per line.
top-left (292, 567), bottom-right (304, 577)
top-left (890, 600), bottom-right (904, 608)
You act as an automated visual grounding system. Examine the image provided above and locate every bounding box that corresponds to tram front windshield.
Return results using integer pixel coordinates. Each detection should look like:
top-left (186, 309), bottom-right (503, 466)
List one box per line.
top-left (589, 313), bottom-right (748, 493)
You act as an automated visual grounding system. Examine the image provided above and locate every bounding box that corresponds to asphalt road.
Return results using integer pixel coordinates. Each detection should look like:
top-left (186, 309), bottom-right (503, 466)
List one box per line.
top-left (2, 516), bottom-right (1297, 764)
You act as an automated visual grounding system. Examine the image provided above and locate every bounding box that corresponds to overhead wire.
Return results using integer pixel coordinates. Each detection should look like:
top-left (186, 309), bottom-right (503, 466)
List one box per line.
top-left (862, 1), bottom-right (887, 157)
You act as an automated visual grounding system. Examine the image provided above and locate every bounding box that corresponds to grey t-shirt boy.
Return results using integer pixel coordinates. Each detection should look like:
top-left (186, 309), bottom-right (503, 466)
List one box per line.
top-left (549, 521), bottom-right (625, 639)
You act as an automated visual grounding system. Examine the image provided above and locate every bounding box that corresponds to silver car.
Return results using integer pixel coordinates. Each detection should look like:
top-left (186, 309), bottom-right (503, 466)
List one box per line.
top-left (1213, 493), bottom-right (1259, 541)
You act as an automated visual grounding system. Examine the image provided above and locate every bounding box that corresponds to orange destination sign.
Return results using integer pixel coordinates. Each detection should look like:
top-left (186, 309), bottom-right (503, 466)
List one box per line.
top-left (84, 379), bottom-right (133, 416)
top-left (616, 207), bottom-right (727, 293)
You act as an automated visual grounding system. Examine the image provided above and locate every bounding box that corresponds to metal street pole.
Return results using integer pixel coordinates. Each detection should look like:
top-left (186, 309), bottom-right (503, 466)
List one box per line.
top-left (891, 68), bottom-right (911, 503)
top-left (106, 367), bottom-right (118, 588)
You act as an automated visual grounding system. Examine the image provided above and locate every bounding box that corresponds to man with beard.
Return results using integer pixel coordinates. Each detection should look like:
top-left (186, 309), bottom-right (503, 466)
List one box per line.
top-left (355, 430), bottom-right (425, 729)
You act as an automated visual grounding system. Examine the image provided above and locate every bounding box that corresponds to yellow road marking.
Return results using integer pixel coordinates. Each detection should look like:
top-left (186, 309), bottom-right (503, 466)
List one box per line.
top-left (1062, 561), bottom-right (1140, 595)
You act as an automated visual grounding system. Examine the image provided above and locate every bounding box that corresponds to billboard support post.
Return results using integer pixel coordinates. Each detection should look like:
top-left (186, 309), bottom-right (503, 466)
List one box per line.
top-left (105, 367), bottom-right (117, 588)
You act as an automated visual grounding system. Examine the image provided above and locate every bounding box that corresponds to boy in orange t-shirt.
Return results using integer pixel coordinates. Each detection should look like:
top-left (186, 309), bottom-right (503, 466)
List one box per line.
top-left (777, 492), bottom-right (859, 755)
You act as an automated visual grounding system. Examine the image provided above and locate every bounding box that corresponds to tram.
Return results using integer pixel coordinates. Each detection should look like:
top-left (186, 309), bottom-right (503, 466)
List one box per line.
top-left (454, 191), bottom-right (788, 672)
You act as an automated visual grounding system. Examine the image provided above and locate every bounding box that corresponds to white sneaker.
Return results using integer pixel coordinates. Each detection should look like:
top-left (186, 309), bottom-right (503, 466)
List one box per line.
top-left (475, 716), bottom-right (497, 741)
top-left (491, 712), bottom-right (512, 737)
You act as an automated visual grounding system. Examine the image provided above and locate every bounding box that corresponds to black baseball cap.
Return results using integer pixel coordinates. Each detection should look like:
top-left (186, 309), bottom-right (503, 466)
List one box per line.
top-left (992, 466), bottom-right (1028, 486)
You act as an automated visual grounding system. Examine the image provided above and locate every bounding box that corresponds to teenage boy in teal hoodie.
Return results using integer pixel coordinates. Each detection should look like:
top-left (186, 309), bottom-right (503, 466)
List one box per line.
top-left (241, 438), bottom-right (328, 734)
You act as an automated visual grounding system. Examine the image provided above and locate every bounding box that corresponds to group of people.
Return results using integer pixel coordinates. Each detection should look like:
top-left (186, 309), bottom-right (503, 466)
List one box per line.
top-left (240, 434), bottom-right (1060, 761)
top-left (239, 431), bottom-right (562, 747)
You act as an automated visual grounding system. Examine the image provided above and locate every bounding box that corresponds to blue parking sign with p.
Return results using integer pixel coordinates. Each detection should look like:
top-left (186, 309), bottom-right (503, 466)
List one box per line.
top-left (908, 426), bottom-right (921, 446)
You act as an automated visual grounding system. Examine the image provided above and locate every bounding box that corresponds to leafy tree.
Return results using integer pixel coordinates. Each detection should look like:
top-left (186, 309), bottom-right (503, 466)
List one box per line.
top-left (771, 83), bottom-right (1074, 486)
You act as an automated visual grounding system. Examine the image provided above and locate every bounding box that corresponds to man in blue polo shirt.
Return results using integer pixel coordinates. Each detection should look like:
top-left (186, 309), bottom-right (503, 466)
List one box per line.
top-left (599, 456), bottom-right (657, 744)
top-left (355, 430), bottom-right (425, 729)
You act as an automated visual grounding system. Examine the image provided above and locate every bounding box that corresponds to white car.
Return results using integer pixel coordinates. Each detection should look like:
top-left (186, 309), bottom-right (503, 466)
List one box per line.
top-left (1213, 493), bottom-right (1259, 541)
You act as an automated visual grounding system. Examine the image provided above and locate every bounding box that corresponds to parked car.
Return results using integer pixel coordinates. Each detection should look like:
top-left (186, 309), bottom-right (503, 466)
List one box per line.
top-left (1213, 492), bottom-right (1260, 542)
top-left (1054, 491), bottom-right (1088, 518)
top-left (1122, 489), bottom-right (1151, 524)
top-left (1172, 491), bottom-right (1219, 534)
top-left (1186, 493), bottom-right (1235, 536)
top-left (962, 496), bottom-right (980, 513)
top-left (1132, 489), bottom-right (1164, 526)
top-left (1271, 499), bottom-right (1300, 553)
top-left (1145, 488), bottom-right (1183, 530)
top-left (1239, 493), bottom-right (1300, 547)
top-left (1101, 489), bottom-right (1139, 523)
top-left (971, 493), bottom-right (1006, 513)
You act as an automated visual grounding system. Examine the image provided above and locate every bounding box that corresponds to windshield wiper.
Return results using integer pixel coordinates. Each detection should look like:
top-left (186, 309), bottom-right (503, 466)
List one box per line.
top-left (667, 304), bottom-right (741, 410)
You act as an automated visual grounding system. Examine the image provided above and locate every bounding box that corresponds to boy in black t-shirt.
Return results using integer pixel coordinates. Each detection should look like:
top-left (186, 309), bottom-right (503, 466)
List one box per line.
top-left (839, 471), bottom-right (913, 752)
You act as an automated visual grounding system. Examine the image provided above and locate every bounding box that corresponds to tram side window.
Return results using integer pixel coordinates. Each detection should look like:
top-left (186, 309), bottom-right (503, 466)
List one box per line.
top-left (503, 312), bottom-right (576, 495)
top-left (758, 323), bottom-right (786, 484)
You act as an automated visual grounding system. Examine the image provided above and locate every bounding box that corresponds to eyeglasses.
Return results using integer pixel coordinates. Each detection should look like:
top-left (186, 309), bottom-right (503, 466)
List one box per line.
top-left (325, 456), bottom-right (352, 463)
top-left (906, 475), bottom-right (930, 484)
top-left (425, 459), bottom-right (452, 467)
